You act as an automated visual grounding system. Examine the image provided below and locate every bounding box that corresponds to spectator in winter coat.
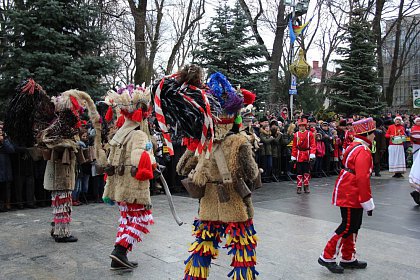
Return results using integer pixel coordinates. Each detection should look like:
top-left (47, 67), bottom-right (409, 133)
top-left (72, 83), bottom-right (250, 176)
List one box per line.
top-left (320, 122), bottom-right (333, 175)
top-left (271, 125), bottom-right (282, 180)
top-left (260, 124), bottom-right (274, 182)
top-left (314, 133), bottom-right (325, 177)
top-left (0, 122), bottom-right (14, 212)
top-left (282, 123), bottom-right (296, 177)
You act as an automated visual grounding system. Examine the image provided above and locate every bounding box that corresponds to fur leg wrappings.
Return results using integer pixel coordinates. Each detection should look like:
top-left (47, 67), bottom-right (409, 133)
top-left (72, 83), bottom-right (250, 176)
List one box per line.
top-left (51, 191), bottom-right (72, 238)
top-left (115, 202), bottom-right (154, 250)
top-left (225, 219), bottom-right (259, 280)
top-left (184, 220), bottom-right (223, 280)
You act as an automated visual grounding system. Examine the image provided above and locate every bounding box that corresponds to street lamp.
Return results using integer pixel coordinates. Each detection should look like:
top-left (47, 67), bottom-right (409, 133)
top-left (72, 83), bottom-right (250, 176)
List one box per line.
top-left (285, 0), bottom-right (310, 120)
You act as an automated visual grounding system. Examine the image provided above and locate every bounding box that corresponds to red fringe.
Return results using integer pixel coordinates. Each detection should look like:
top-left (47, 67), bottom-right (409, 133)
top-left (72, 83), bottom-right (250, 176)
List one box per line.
top-left (116, 115), bottom-right (125, 128)
top-left (182, 137), bottom-right (199, 151)
top-left (105, 106), bottom-right (113, 122)
top-left (131, 109), bottom-right (143, 122)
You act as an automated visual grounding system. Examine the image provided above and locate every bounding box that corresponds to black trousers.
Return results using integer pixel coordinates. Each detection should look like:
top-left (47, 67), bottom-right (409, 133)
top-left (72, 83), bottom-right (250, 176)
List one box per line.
top-left (335, 207), bottom-right (363, 237)
top-left (296, 162), bottom-right (310, 175)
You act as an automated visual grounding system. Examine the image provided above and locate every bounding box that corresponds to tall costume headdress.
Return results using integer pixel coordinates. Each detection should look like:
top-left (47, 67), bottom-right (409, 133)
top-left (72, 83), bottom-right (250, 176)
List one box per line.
top-left (4, 79), bottom-right (55, 147)
top-left (151, 66), bottom-right (220, 158)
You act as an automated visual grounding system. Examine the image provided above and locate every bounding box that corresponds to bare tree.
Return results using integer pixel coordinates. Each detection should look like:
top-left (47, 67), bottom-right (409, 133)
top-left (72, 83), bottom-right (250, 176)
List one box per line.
top-left (165, 0), bottom-right (205, 73)
top-left (379, 0), bottom-right (420, 106)
top-left (238, 0), bottom-right (286, 100)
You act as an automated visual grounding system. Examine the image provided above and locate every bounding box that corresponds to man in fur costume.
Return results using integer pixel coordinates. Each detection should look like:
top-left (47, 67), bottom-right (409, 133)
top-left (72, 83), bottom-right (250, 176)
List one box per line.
top-left (102, 84), bottom-right (156, 270)
top-left (41, 89), bottom-right (104, 242)
top-left (152, 69), bottom-right (261, 280)
top-left (291, 118), bottom-right (316, 194)
top-left (5, 79), bottom-right (104, 242)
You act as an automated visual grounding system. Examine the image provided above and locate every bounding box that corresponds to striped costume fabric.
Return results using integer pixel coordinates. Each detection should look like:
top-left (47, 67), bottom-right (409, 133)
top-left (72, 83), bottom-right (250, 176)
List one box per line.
top-left (115, 203), bottom-right (154, 250)
top-left (51, 190), bottom-right (73, 238)
top-left (184, 219), bottom-right (258, 280)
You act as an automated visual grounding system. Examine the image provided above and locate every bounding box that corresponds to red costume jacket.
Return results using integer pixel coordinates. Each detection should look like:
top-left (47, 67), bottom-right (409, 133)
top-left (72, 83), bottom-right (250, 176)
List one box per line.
top-left (410, 125), bottom-right (420, 145)
top-left (332, 136), bottom-right (374, 211)
top-left (291, 130), bottom-right (316, 162)
top-left (385, 124), bottom-right (406, 145)
top-left (342, 130), bottom-right (354, 150)
top-left (333, 137), bottom-right (342, 160)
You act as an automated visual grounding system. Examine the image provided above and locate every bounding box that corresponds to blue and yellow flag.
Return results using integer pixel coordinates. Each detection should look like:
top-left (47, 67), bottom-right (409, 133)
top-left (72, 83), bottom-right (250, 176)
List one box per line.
top-left (289, 18), bottom-right (296, 45)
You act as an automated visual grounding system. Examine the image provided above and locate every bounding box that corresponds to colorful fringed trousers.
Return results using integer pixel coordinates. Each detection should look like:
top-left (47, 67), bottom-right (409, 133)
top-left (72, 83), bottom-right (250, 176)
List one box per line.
top-left (115, 202), bottom-right (154, 250)
top-left (51, 190), bottom-right (72, 238)
top-left (184, 219), bottom-right (258, 280)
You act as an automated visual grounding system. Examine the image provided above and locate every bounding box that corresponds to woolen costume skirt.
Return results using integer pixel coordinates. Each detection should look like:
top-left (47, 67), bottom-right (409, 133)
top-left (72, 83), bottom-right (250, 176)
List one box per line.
top-left (184, 219), bottom-right (258, 280)
top-left (51, 190), bottom-right (72, 238)
top-left (388, 145), bottom-right (406, 173)
top-left (115, 202), bottom-right (154, 250)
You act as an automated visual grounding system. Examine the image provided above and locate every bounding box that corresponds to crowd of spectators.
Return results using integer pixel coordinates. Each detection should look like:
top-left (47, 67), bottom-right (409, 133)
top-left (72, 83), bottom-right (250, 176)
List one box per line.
top-left (0, 109), bottom-right (419, 212)
top-left (248, 110), bottom-right (419, 183)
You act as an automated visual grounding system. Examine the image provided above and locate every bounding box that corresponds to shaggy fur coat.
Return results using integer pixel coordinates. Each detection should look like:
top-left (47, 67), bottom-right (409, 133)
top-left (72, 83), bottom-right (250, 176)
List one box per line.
top-left (43, 143), bottom-right (77, 191)
top-left (177, 133), bottom-right (259, 222)
top-left (103, 119), bottom-right (156, 205)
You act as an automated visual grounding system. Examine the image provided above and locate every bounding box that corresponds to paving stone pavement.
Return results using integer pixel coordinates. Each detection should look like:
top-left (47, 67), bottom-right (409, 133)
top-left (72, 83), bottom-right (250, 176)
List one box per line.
top-left (0, 174), bottom-right (419, 280)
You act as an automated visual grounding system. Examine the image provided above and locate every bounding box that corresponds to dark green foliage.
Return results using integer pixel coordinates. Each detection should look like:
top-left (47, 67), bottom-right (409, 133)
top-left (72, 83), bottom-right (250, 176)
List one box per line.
top-left (295, 77), bottom-right (325, 115)
top-left (193, 0), bottom-right (269, 99)
top-left (0, 0), bottom-right (115, 101)
top-left (327, 10), bottom-right (384, 116)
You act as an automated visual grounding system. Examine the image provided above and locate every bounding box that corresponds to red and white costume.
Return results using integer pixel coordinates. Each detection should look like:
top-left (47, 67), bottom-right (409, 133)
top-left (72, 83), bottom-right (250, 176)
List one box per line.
top-left (291, 125), bottom-right (316, 190)
top-left (342, 130), bottom-right (355, 151)
top-left (331, 139), bottom-right (374, 210)
top-left (409, 120), bottom-right (420, 192)
top-left (333, 137), bottom-right (342, 161)
top-left (385, 119), bottom-right (406, 173)
top-left (320, 118), bottom-right (375, 264)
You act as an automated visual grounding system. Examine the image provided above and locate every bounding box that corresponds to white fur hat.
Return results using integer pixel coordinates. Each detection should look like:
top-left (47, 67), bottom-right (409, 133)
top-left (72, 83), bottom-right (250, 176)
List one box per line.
top-left (394, 115), bottom-right (403, 122)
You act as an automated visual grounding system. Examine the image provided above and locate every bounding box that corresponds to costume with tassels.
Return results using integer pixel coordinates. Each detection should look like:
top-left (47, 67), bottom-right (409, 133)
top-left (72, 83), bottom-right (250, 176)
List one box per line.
top-left (151, 68), bottom-right (260, 280)
top-left (5, 80), bottom-right (104, 242)
top-left (102, 84), bottom-right (156, 270)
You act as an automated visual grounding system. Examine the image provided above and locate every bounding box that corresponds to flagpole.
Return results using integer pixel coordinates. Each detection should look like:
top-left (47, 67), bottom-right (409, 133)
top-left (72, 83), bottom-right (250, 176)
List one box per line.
top-left (289, 0), bottom-right (296, 120)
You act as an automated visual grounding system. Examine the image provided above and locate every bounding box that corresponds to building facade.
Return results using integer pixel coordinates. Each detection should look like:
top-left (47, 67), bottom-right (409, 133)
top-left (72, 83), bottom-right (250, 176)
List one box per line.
top-left (383, 14), bottom-right (420, 109)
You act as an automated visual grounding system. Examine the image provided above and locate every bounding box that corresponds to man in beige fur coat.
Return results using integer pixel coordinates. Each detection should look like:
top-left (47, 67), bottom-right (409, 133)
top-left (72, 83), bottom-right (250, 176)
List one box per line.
top-left (102, 84), bottom-right (156, 271)
top-left (152, 70), bottom-right (261, 280)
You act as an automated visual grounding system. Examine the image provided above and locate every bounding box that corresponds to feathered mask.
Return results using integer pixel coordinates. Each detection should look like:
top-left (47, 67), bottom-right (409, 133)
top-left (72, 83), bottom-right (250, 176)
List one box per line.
top-left (4, 79), bottom-right (55, 147)
top-left (104, 83), bottom-right (151, 124)
top-left (151, 74), bottom-right (220, 157)
top-left (207, 72), bottom-right (243, 116)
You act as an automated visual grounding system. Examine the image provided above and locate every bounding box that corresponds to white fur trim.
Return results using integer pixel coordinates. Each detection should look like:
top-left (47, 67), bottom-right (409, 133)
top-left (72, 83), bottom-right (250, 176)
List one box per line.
top-left (394, 116), bottom-right (403, 122)
top-left (361, 198), bottom-right (375, 211)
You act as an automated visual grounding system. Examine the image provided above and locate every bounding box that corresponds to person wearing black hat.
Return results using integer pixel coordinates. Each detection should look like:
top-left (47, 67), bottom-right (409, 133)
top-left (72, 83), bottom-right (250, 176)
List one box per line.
top-left (320, 121), bottom-right (333, 176)
top-left (373, 118), bottom-right (386, 177)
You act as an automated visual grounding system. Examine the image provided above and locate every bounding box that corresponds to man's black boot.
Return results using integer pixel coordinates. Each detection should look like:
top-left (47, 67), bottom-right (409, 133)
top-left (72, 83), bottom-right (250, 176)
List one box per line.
top-left (339, 259), bottom-right (367, 269)
top-left (110, 260), bottom-right (135, 271)
top-left (318, 257), bottom-right (344, 274)
top-left (55, 235), bottom-right (78, 243)
top-left (410, 191), bottom-right (420, 205)
top-left (110, 245), bottom-right (134, 268)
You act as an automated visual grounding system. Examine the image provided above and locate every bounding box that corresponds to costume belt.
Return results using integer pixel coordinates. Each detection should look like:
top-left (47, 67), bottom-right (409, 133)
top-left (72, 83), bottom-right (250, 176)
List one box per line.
top-left (297, 147), bottom-right (310, 151)
top-left (343, 167), bottom-right (355, 175)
